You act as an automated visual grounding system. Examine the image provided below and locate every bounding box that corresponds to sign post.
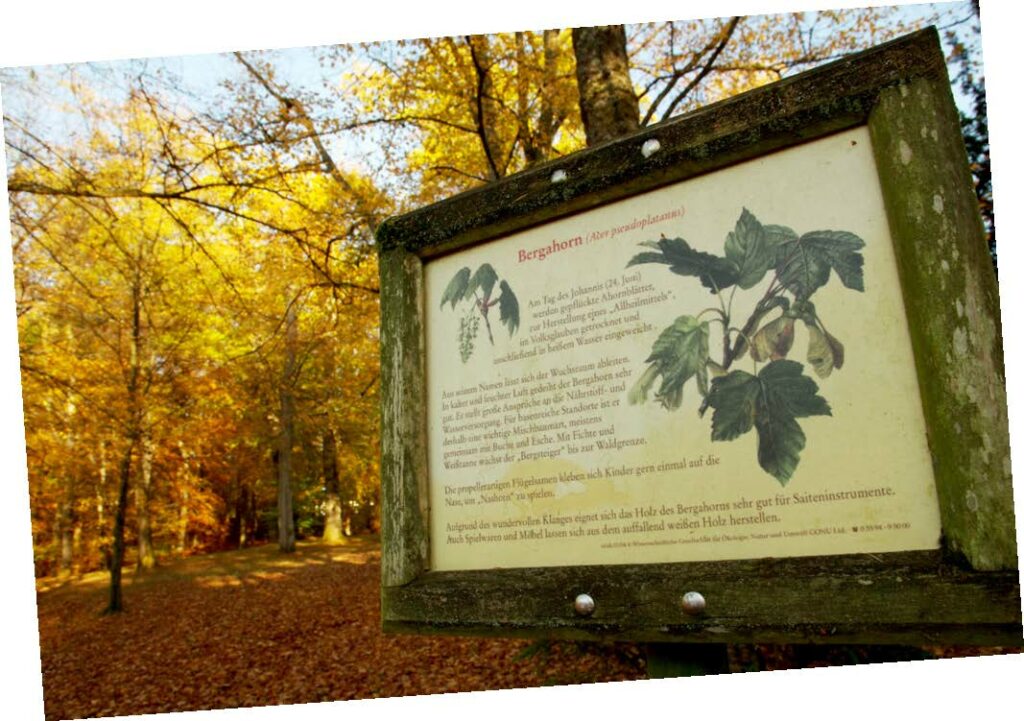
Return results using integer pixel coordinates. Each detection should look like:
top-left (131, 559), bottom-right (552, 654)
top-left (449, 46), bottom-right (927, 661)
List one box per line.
top-left (377, 29), bottom-right (1020, 646)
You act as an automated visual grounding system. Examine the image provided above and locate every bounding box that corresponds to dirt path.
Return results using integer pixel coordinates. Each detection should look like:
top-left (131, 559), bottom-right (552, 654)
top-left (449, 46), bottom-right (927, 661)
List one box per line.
top-left (36, 539), bottom-right (645, 720)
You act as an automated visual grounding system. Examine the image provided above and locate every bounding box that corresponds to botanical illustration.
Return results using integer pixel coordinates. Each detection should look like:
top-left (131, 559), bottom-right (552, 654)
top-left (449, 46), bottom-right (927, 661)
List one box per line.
top-left (440, 263), bottom-right (520, 362)
top-left (627, 208), bottom-right (865, 484)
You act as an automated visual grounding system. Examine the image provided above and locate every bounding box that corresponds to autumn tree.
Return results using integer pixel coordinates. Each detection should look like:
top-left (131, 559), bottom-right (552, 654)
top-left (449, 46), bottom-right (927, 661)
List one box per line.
top-left (6, 60), bottom-right (385, 607)
top-left (339, 9), bottom-right (927, 195)
top-left (4, 5), bottom-right (974, 610)
top-left (337, 30), bottom-right (583, 204)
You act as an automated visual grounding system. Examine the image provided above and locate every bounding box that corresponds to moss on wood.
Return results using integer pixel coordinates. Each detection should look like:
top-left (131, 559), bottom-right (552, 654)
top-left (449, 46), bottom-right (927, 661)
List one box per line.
top-left (869, 75), bottom-right (1015, 571)
top-left (379, 248), bottom-right (430, 587)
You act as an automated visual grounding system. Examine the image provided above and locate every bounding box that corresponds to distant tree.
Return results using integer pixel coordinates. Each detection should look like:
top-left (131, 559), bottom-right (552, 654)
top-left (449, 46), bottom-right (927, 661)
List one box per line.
top-left (947, 1), bottom-right (994, 267)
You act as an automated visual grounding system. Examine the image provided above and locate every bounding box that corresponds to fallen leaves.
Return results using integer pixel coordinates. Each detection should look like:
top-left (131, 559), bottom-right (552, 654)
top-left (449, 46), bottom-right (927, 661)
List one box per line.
top-left (36, 539), bottom-right (645, 720)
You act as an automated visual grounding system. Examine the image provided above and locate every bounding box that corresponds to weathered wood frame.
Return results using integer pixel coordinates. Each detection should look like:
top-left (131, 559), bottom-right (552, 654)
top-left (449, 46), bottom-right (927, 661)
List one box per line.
top-left (376, 28), bottom-right (1021, 645)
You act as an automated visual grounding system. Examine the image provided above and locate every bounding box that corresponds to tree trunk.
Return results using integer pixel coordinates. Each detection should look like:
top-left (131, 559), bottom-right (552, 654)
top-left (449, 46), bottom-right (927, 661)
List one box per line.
top-left (135, 427), bottom-right (156, 570)
top-left (277, 304), bottom-right (297, 553)
top-left (107, 278), bottom-right (144, 613)
top-left (237, 484), bottom-right (248, 548)
top-left (177, 486), bottom-right (189, 554)
top-left (571, 25), bottom-right (640, 146)
top-left (95, 439), bottom-right (107, 536)
top-left (243, 484), bottom-right (257, 546)
top-left (176, 442), bottom-right (191, 554)
top-left (106, 441), bottom-right (134, 614)
top-left (58, 390), bottom-right (77, 577)
top-left (465, 35), bottom-right (505, 179)
top-left (321, 428), bottom-right (344, 543)
top-left (57, 495), bottom-right (74, 578)
top-left (520, 29), bottom-right (563, 166)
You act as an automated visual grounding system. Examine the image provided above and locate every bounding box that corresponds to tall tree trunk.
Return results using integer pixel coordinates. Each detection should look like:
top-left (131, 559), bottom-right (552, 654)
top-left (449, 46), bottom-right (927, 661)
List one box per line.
top-left (107, 278), bottom-right (143, 613)
top-left (57, 348), bottom-right (77, 577)
top-left (515, 32), bottom-right (535, 165)
top-left (243, 484), bottom-right (257, 546)
top-left (321, 428), bottom-right (343, 543)
top-left (177, 488), bottom-right (189, 554)
top-left (106, 440), bottom-right (134, 614)
top-left (237, 485), bottom-right (248, 548)
top-left (175, 442), bottom-right (191, 554)
top-left (571, 25), bottom-right (640, 146)
top-left (95, 440), bottom-right (107, 537)
top-left (57, 494), bottom-right (74, 578)
top-left (520, 29), bottom-right (563, 166)
top-left (135, 426), bottom-right (156, 570)
top-left (465, 35), bottom-right (504, 179)
top-left (277, 304), bottom-right (297, 553)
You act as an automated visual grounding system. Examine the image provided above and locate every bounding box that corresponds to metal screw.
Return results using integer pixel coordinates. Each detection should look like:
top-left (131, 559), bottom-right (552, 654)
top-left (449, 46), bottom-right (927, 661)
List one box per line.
top-left (681, 591), bottom-right (706, 616)
top-left (574, 593), bottom-right (595, 616)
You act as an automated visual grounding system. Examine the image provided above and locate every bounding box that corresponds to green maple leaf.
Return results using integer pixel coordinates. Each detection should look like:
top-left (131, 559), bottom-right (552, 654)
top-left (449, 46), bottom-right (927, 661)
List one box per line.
top-left (467, 263), bottom-right (499, 301)
top-left (627, 237), bottom-right (738, 293)
top-left (774, 230), bottom-right (865, 300)
top-left (440, 267), bottom-right (471, 309)
top-left (497, 280), bottom-right (519, 336)
top-left (628, 315), bottom-right (709, 410)
top-left (707, 360), bottom-right (831, 484)
top-left (724, 208), bottom-right (775, 289)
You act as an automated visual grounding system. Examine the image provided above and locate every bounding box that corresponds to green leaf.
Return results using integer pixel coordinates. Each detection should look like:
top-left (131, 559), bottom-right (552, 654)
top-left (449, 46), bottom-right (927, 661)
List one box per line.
top-left (707, 369), bottom-right (759, 441)
top-left (762, 224), bottom-right (798, 262)
top-left (627, 365), bottom-right (660, 406)
top-left (801, 231), bottom-right (866, 291)
top-left (440, 267), bottom-right (471, 309)
top-left (628, 315), bottom-right (709, 410)
top-left (467, 263), bottom-right (499, 301)
top-left (760, 359), bottom-right (832, 420)
top-left (707, 360), bottom-right (831, 484)
top-left (497, 280), bottom-right (519, 336)
top-left (725, 208), bottom-right (773, 289)
top-left (774, 229), bottom-right (865, 300)
top-left (628, 237), bottom-right (738, 293)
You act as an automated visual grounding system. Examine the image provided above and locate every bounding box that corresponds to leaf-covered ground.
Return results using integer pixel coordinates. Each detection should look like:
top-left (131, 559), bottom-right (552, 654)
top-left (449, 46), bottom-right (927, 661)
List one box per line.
top-left (36, 539), bottom-right (646, 720)
top-left (34, 539), bottom-right (1021, 720)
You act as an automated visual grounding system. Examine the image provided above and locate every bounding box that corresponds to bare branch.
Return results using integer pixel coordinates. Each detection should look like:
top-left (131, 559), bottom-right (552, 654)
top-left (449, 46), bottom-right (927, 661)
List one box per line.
top-left (464, 36), bottom-right (502, 181)
top-left (649, 17), bottom-right (742, 124)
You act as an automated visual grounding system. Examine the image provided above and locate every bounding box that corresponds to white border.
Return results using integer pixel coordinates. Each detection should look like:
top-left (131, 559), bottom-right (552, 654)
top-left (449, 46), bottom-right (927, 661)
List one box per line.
top-left (1, 2), bottom-right (1019, 721)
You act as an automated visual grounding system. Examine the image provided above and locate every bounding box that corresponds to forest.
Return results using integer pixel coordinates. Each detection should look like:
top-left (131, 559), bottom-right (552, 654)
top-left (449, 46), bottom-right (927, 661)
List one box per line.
top-left (0, 2), bottom-right (1010, 719)
top-left (5, 3), bottom-right (988, 586)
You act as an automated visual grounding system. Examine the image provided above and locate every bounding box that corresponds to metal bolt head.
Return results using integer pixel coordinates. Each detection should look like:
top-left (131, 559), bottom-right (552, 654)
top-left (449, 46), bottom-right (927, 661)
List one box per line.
top-left (574, 593), bottom-right (595, 616)
top-left (681, 591), bottom-right (706, 616)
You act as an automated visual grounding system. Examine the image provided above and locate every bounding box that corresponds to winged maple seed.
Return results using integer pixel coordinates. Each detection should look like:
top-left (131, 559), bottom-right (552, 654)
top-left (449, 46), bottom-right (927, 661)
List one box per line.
top-left (627, 207), bottom-right (865, 484)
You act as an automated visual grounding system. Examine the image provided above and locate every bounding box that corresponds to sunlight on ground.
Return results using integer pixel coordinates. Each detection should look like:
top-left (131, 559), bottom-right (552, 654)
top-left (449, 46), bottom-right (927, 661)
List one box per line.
top-left (35, 537), bottom-right (382, 596)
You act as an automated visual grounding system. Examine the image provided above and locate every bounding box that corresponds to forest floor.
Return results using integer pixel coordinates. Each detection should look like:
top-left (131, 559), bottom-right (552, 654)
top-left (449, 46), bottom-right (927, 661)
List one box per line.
top-left (35, 538), bottom-right (647, 720)
top-left (34, 539), bottom-right (1021, 720)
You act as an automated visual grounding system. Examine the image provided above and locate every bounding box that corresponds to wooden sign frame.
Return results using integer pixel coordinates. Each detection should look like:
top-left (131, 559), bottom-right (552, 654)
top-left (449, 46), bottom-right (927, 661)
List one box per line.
top-left (376, 29), bottom-right (1021, 645)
